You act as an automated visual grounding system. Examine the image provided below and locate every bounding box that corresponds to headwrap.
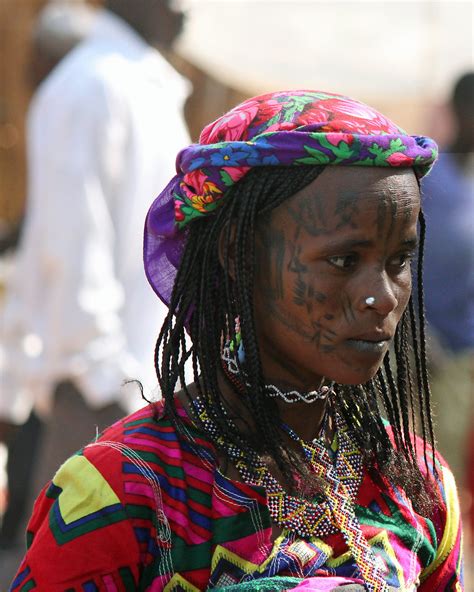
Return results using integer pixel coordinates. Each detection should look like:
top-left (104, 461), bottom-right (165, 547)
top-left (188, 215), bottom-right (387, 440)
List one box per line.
top-left (144, 90), bottom-right (438, 306)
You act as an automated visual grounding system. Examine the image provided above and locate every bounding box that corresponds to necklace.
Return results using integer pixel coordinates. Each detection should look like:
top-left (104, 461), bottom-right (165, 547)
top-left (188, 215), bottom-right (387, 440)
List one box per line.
top-left (265, 382), bottom-right (334, 403)
top-left (191, 396), bottom-right (388, 592)
top-left (221, 347), bottom-right (333, 403)
top-left (281, 422), bottom-right (388, 591)
top-left (192, 396), bottom-right (361, 537)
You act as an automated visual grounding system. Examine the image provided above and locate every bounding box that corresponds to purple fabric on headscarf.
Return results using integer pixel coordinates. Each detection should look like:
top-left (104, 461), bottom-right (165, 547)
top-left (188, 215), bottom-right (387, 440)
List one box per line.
top-left (143, 175), bottom-right (187, 308)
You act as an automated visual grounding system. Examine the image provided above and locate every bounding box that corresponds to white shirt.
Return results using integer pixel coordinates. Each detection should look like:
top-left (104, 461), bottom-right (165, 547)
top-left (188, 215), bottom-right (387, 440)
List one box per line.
top-left (0, 10), bottom-right (190, 423)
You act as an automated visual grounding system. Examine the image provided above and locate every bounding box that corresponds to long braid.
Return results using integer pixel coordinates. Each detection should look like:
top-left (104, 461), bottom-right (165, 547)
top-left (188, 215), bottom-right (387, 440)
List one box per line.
top-left (415, 210), bottom-right (437, 472)
top-left (231, 168), bottom-right (323, 486)
top-left (382, 356), bottom-right (404, 451)
top-left (395, 310), bottom-right (417, 458)
top-left (251, 202), bottom-right (297, 482)
top-left (400, 305), bottom-right (419, 453)
top-left (374, 363), bottom-right (403, 451)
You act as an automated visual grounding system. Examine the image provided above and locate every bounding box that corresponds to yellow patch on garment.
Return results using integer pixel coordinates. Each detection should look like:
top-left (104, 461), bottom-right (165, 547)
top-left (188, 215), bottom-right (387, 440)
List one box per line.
top-left (286, 539), bottom-right (318, 565)
top-left (420, 465), bottom-right (461, 581)
top-left (52, 455), bottom-right (121, 525)
top-left (163, 573), bottom-right (201, 591)
top-left (211, 544), bottom-right (259, 575)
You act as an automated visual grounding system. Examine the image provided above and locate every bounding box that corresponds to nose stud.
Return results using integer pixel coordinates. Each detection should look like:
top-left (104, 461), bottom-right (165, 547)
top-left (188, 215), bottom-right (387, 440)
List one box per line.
top-left (365, 296), bottom-right (376, 306)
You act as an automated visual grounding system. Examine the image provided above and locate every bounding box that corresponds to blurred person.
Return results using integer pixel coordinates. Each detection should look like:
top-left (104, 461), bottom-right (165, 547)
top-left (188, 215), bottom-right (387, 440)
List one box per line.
top-left (28, 0), bottom-right (97, 89)
top-left (0, 0), bottom-right (190, 580)
top-left (0, 221), bottom-right (22, 255)
top-left (421, 72), bottom-right (474, 490)
top-left (11, 91), bottom-right (462, 591)
top-left (0, 0), bottom-right (98, 562)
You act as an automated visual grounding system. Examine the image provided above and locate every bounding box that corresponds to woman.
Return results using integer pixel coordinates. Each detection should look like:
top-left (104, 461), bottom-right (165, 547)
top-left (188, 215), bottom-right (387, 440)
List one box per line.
top-left (11, 91), bottom-right (463, 591)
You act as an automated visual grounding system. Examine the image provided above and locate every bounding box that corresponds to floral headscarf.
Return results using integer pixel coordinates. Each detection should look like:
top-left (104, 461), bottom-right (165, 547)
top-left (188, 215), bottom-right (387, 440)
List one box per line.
top-left (144, 90), bottom-right (438, 306)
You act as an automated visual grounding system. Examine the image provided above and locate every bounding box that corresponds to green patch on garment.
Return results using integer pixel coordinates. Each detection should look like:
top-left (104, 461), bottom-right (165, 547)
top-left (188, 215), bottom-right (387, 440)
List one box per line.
top-left (356, 495), bottom-right (436, 568)
top-left (119, 566), bottom-right (137, 590)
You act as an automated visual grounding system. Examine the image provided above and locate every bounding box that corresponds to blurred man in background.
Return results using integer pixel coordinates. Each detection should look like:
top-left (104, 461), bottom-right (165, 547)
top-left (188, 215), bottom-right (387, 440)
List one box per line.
top-left (0, 0), bottom-right (190, 582)
top-left (422, 71), bottom-right (474, 541)
top-left (0, 0), bottom-right (98, 565)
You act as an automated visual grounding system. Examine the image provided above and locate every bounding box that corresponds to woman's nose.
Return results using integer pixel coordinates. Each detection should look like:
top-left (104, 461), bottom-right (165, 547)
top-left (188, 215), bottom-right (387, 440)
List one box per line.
top-left (358, 272), bottom-right (399, 316)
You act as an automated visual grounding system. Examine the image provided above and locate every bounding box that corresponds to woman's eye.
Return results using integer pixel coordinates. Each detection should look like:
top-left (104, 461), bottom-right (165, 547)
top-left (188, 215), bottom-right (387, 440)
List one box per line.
top-left (327, 254), bottom-right (357, 269)
top-left (389, 252), bottom-right (414, 269)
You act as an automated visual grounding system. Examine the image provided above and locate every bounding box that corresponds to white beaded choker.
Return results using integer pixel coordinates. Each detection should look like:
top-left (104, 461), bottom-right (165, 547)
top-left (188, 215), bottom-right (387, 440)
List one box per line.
top-left (264, 382), bottom-right (334, 403)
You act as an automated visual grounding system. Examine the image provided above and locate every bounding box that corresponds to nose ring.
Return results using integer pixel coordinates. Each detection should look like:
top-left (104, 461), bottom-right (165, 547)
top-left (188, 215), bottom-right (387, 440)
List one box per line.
top-left (365, 296), bottom-right (376, 306)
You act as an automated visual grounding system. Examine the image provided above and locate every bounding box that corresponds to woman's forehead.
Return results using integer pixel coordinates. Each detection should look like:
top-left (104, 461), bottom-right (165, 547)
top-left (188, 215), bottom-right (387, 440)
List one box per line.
top-left (294, 167), bottom-right (419, 202)
top-left (269, 167), bottom-right (420, 233)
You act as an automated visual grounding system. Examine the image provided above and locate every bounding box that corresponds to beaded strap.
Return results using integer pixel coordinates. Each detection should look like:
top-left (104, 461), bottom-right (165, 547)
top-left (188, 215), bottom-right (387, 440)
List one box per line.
top-left (282, 423), bottom-right (389, 592)
top-left (192, 397), bottom-right (362, 537)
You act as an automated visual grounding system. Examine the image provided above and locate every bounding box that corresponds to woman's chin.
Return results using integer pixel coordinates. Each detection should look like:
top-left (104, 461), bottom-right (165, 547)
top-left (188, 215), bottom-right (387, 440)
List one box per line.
top-left (327, 364), bottom-right (382, 386)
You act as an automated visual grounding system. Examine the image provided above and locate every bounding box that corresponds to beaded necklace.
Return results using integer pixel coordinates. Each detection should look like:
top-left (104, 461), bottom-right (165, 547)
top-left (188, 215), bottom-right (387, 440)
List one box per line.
top-left (191, 396), bottom-right (389, 592)
top-left (281, 422), bottom-right (389, 591)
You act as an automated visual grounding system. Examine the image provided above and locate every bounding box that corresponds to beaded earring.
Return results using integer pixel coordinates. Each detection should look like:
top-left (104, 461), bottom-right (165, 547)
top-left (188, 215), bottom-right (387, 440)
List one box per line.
top-left (230, 316), bottom-right (245, 364)
top-left (221, 316), bottom-right (245, 374)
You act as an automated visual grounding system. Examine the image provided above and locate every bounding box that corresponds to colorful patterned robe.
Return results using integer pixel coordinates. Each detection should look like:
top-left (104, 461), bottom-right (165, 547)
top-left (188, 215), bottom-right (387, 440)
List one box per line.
top-left (10, 401), bottom-right (463, 591)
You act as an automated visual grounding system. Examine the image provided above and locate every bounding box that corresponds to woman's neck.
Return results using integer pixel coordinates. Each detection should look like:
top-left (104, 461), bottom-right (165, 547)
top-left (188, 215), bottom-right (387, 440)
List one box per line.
top-left (218, 367), bottom-right (328, 443)
top-left (178, 367), bottom-right (330, 449)
top-left (274, 398), bottom-right (328, 443)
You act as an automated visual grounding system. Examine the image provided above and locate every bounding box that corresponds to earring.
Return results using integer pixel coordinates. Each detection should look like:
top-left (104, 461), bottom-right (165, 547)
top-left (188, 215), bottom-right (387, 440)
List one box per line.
top-left (365, 296), bottom-right (376, 306)
top-left (230, 316), bottom-right (245, 364)
top-left (221, 316), bottom-right (245, 374)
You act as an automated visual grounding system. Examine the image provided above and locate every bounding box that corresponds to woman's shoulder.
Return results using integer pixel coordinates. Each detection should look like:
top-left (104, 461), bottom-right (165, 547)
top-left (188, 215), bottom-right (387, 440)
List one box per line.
top-left (43, 399), bottom-right (217, 520)
top-left (80, 399), bottom-right (216, 479)
top-left (409, 438), bottom-right (463, 587)
top-left (384, 422), bottom-right (456, 484)
top-left (381, 423), bottom-right (462, 562)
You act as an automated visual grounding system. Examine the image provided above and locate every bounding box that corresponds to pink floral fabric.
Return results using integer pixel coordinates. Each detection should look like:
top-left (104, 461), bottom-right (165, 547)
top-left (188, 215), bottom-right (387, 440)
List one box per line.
top-left (175, 90), bottom-right (436, 226)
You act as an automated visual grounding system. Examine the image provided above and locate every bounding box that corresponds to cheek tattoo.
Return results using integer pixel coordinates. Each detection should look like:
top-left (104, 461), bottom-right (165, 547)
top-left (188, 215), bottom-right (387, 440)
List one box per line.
top-left (288, 231), bottom-right (326, 314)
top-left (310, 318), bottom-right (337, 353)
top-left (341, 291), bottom-right (356, 325)
top-left (257, 223), bottom-right (286, 302)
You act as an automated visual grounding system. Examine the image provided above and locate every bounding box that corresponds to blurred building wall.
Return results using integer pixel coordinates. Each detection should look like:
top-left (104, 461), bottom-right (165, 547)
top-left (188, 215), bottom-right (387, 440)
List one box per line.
top-left (0, 0), bottom-right (43, 224)
top-left (1, 0), bottom-right (472, 225)
top-left (178, 0), bottom-right (473, 135)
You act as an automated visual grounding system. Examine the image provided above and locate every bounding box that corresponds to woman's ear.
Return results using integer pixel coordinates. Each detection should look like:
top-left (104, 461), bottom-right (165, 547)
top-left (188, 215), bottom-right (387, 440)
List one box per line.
top-left (218, 222), bottom-right (237, 280)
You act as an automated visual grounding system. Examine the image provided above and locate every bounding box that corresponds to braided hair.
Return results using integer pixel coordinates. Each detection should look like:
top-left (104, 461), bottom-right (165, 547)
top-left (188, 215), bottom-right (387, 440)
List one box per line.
top-left (155, 165), bottom-right (436, 515)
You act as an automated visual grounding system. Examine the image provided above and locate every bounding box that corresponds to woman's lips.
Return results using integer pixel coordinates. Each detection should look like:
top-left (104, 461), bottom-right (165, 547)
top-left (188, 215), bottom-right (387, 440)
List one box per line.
top-left (345, 338), bottom-right (390, 353)
top-left (345, 332), bottom-right (392, 354)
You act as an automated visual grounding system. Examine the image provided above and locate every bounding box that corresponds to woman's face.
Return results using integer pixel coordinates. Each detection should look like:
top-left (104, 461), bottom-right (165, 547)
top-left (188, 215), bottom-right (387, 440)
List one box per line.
top-left (253, 167), bottom-right (420, 388)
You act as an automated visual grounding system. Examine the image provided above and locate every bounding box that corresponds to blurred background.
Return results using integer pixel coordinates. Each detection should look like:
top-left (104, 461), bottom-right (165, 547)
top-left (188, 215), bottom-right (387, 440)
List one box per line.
top-left (0, 0), bottom-right (473, 588)
top-left (1, 0), bottom-right (473, 228)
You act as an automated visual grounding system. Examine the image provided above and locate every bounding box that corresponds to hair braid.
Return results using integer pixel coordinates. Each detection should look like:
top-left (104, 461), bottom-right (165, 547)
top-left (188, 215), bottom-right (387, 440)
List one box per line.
top-left (415, 210), bottom-right (437, 470)
top-left (395, 310), bottom-right (417, 458)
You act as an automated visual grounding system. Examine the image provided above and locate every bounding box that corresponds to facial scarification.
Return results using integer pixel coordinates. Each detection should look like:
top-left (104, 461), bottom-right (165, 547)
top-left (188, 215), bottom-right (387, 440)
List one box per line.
top-left (253, 167), bottom-right (420, 388)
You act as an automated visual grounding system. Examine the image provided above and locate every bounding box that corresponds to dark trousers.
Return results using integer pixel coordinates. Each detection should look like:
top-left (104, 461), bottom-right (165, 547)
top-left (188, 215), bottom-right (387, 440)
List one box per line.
top-left (0, 412), bottom-right (42, 547)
